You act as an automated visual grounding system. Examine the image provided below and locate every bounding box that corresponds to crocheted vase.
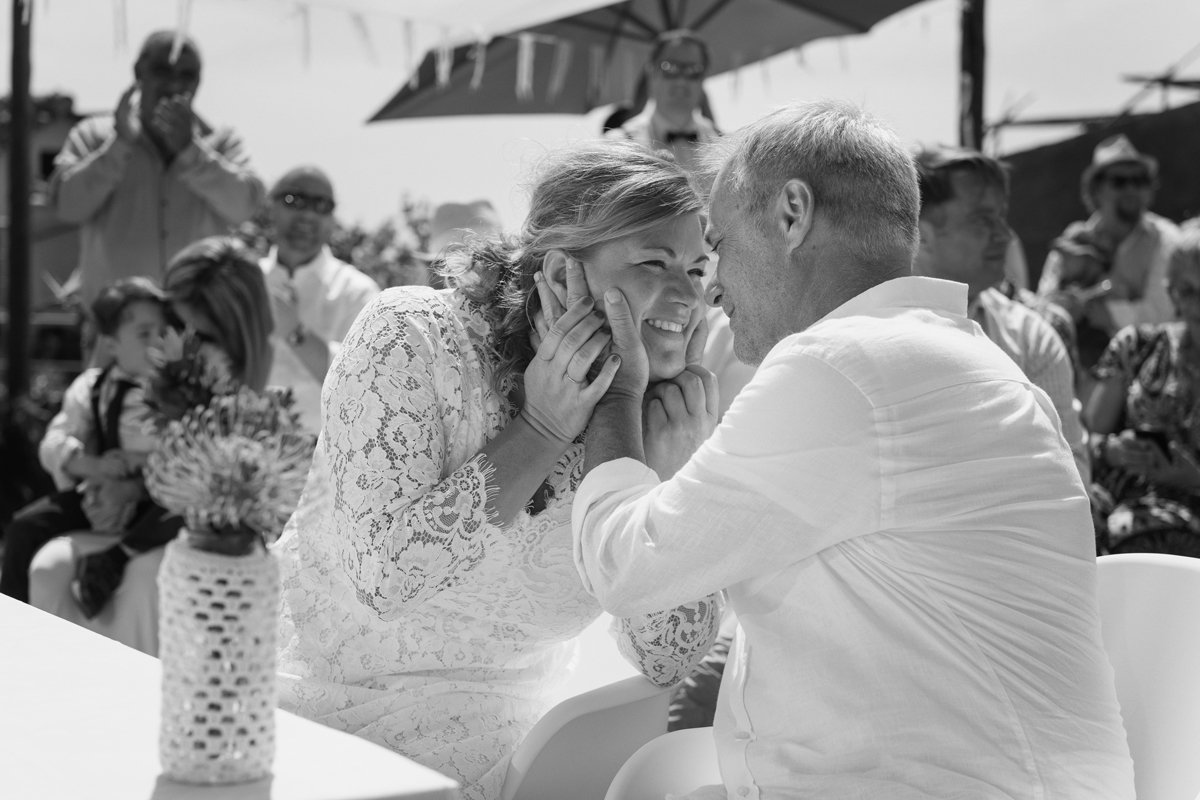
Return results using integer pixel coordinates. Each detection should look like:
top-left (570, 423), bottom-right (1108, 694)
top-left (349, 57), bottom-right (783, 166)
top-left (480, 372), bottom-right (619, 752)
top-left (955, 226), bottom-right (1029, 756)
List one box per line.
top-left (158, 530), bottom-right (279, 784)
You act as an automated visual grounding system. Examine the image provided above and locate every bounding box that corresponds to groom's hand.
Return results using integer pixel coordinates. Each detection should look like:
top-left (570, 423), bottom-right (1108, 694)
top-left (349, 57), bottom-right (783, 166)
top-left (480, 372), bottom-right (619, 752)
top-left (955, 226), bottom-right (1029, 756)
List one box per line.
top-left (602, 287), bottom-right (649, 402)
top-left (643, 365), bottom-right (719, 480)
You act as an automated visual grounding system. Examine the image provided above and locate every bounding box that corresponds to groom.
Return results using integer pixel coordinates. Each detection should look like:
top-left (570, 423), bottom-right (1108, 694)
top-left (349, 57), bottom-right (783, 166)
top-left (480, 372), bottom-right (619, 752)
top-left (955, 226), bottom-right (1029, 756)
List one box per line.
top-left (574, 101), bottom-right (1134, 798)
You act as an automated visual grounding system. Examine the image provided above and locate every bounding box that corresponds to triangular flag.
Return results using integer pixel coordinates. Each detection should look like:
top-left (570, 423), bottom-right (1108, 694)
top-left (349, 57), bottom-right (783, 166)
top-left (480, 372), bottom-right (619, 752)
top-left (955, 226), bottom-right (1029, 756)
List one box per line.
top-left (170, 0), bottom-right (194, 63)
top-left (470, 39), bottom-right (488, 90)
top-left (405, 19), bottom-right (418, 89)
top-left (547, 39), bottom-right (574, 103)
top-left (349, 12), bottom-right (377, 65)
top-left (516, 33), bottom-right (535, 101)
top-left (435, 28), bottom-right (452, 87)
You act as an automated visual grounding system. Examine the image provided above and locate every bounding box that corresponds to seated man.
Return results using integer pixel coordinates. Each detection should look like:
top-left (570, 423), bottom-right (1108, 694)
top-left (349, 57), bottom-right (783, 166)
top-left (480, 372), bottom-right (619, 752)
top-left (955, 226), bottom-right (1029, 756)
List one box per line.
top-left (912, 145), bottom-right (1090, 486)
top-left (575, 101), bottom-right (1133, 799)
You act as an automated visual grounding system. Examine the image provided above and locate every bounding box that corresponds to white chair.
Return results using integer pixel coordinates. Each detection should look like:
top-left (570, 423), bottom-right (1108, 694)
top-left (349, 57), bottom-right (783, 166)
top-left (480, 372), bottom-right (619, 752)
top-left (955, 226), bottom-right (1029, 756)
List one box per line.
top-left (500, 674), bottom-right (672, 800)
top-left (1097, 553), bottom-right (1200, 800)
top-left (604, 726), bottom-right (720, 800)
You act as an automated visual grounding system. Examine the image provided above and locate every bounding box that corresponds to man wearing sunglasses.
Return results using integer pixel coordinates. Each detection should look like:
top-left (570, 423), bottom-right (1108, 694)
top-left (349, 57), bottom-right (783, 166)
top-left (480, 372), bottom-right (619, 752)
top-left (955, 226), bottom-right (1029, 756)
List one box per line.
top-left (605, 29), bottom-right (719, 175)
top-left (261, 165), bottom-right (380, 433)
top-left (49, 30), bottom-right (265, 308)
top-left (1038, 134), bottom-right (1180, 332)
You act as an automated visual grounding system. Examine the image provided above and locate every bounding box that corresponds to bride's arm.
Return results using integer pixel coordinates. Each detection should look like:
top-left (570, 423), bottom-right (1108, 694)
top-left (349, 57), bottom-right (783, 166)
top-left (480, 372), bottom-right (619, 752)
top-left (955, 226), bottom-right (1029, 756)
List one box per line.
top-left (612, 594), bottom-right (724, 686)
top-left (327, 290), bottom-right (615, 620)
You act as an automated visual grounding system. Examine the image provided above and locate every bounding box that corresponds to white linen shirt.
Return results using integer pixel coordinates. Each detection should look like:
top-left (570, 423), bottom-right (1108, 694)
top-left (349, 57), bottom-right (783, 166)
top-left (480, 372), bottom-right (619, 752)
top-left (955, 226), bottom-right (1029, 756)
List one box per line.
top-left (573, 276), bottom-right (1134, 800)
top-left (261, 245), bottom-right (379, 433)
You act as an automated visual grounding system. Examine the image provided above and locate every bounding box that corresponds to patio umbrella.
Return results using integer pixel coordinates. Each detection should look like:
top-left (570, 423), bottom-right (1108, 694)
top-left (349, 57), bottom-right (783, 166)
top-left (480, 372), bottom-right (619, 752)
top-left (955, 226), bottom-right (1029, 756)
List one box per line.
top-left (369, 0), bottom-right (931, 121)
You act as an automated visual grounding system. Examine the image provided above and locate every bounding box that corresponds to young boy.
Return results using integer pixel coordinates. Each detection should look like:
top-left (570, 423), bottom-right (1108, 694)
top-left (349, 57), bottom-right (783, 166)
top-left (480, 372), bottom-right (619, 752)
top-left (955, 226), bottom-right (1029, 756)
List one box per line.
top-left (0, 277), bottom-right (165, 605)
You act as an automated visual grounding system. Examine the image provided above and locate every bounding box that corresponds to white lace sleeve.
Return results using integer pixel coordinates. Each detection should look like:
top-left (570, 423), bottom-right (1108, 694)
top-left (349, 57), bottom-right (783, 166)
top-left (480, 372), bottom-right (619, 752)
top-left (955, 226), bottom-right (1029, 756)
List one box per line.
top-left (324, 291), bottom-right (498, 620)
top-left (613, 593), bottom-right (724, 687)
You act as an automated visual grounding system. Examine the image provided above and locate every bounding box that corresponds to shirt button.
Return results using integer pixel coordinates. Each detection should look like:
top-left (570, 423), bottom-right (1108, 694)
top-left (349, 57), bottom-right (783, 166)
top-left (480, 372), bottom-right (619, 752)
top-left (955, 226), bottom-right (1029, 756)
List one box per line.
top-left (737, 787), bottom-right (750, 797)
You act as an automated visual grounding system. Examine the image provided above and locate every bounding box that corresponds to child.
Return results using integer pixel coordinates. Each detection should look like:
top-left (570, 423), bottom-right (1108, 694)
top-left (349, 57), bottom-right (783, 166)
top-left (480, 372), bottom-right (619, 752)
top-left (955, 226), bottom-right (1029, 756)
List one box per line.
top-left (0, 277), bottom-right (165, 606)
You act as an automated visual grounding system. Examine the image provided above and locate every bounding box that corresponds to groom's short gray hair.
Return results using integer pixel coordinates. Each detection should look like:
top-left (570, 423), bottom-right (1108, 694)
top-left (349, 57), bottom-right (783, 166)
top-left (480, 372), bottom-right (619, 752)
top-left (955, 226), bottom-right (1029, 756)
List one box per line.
top-left (703, 100), bottom-right (920, 267)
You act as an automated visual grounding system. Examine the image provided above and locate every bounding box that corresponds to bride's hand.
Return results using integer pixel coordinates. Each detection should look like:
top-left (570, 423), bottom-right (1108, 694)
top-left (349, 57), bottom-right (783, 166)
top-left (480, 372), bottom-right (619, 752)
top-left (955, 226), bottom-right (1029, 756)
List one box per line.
top-left (643, 318), bottom-right (718, 479)
top-left (521, 265), bottom-right (619, 444)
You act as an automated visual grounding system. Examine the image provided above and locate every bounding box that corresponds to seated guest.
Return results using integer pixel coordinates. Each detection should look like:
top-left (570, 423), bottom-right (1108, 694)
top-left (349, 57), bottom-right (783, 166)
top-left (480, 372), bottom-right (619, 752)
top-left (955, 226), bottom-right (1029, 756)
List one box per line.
top-left (0, 278), bottom-right (165, 604)
top-left (1086, 226), bottom-right (1200, 557)
top-left (28, 237), bottom-right (274, 655)
top-left (913, 145), bottom-right (1089, 484)
top-left (261, 165), bottom-right (380, 433)
top-left (1038, 135), bottom-right (1179, 332)
top-left (275, 140), bottom-right (721, 800)
top-left (575, 101), bottom-right (1134, 798)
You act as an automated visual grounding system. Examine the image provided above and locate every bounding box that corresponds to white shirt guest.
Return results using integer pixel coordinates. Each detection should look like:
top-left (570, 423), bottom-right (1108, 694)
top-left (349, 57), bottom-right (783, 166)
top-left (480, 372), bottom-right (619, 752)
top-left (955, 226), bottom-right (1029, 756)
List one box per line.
top-left (261, 166), bottom-right (379, 432)
top-left (576, 101), bottom-right (1134, 800)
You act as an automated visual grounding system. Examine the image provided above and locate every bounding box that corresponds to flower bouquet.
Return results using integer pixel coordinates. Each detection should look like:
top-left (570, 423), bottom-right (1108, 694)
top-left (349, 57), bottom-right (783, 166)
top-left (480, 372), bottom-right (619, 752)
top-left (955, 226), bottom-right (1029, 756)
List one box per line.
top-left (144, 328), bottom-right (315, 785)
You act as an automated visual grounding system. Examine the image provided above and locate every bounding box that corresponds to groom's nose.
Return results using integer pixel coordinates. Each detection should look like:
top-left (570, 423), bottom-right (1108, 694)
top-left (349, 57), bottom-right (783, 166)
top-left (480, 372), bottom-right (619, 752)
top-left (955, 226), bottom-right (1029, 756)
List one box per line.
top-left (704, 279), bottom-right (724, 308)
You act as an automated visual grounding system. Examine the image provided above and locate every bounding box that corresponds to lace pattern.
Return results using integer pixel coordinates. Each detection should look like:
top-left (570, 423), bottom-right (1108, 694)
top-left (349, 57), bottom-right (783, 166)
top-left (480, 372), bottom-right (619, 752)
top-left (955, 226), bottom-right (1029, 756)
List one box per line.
top-left (276, 287), bottom-right (719, 799)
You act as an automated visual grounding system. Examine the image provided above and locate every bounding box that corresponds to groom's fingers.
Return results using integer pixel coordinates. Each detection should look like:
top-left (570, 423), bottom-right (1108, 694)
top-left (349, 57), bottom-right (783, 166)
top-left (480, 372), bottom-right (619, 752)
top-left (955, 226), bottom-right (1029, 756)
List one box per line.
top-left (565, 258), bottom-right (590, 308)
top-left (685, 314), bottom-right (709, 365)
top-left (604, 287), bottom-right (640, 351)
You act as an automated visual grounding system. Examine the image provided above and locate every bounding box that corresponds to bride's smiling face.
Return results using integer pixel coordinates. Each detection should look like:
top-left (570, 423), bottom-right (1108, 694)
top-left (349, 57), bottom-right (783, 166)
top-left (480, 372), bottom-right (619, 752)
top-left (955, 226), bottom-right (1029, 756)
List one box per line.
top-left (577, 212), bottom-right (709, 381)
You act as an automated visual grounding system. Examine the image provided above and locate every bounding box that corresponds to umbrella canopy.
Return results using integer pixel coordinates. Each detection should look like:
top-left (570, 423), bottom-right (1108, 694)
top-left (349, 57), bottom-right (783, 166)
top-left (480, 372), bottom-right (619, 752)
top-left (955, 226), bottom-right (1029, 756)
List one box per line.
top-left (369, 0), bottom-right (930, 121)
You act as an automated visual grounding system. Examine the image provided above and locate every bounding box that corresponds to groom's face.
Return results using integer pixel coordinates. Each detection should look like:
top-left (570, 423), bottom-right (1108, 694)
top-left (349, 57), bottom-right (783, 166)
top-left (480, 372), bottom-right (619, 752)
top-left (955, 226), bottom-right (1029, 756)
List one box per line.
top-left (704, 176), bottom-right (785, 365)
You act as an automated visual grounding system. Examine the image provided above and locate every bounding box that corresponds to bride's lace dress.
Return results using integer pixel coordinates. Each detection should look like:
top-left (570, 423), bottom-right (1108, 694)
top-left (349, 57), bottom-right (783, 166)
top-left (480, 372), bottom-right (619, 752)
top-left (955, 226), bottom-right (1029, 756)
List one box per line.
top-left (277, 287), bottom-right (720, 800)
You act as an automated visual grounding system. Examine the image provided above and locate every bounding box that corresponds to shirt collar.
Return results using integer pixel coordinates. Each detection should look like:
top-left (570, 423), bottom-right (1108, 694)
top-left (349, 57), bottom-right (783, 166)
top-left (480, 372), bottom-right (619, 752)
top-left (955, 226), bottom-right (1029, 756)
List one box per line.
top-left (263, 245), bottom-right (333, 279)
top-left (821, 276), bottom-right (969, 325)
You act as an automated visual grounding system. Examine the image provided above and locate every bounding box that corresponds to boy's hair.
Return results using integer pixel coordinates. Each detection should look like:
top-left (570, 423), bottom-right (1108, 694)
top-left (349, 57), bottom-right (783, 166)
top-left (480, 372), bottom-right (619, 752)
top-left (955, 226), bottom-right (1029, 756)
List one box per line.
top-left (90, 277), bottom-right (166, 336)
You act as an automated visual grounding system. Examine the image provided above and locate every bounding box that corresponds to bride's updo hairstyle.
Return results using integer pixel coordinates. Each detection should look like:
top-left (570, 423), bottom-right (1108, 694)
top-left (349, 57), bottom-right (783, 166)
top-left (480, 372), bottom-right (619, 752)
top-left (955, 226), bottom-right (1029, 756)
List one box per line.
top-left (440, 139), bottom-right (702, 400)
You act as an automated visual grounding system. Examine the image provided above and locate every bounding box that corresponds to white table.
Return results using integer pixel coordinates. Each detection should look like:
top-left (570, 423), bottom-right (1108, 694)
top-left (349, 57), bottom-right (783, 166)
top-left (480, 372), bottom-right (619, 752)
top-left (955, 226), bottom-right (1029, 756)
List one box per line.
top-left (0, 595), bottom-right (459, 800)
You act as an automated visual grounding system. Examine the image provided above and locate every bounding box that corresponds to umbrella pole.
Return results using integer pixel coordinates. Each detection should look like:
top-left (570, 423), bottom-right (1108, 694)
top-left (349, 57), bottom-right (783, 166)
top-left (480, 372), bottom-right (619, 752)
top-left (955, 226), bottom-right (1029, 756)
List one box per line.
top-left (6, 0), bottom-right (33, 421)
top-left (959, 0), bottom-right (986, 150)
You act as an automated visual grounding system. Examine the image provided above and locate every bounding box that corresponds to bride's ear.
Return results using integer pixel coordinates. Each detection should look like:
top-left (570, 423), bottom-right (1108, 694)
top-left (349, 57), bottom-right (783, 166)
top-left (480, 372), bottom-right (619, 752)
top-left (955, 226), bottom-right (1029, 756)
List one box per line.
top-left (540, 249), bottom-right (571, 306)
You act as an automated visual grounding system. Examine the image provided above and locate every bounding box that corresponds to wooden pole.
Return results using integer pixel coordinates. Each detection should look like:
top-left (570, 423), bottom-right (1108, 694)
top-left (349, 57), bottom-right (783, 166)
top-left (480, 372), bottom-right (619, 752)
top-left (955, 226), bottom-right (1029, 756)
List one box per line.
top-left (959, 0), bottom-right (986, 150)
top-left (6, 0), bottom-right (33, 412)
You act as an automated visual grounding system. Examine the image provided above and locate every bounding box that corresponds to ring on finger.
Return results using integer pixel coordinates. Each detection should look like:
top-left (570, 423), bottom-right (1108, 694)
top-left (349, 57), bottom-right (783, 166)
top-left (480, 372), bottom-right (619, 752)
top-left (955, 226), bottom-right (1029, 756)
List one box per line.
top-left (564, 373), bottom-right (583, 384)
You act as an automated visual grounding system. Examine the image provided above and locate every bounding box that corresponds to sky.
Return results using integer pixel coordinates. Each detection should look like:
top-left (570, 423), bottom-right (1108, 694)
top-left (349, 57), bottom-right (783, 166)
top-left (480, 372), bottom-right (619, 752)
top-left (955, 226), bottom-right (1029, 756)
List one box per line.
top-left (5, 0), bottom-right (1200, 231)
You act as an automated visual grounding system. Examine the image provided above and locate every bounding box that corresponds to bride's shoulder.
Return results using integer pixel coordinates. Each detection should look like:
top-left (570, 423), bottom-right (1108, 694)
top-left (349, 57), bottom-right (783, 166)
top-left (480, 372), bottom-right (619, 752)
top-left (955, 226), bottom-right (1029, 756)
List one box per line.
top-left (361, 286), bottom-right (475, 335)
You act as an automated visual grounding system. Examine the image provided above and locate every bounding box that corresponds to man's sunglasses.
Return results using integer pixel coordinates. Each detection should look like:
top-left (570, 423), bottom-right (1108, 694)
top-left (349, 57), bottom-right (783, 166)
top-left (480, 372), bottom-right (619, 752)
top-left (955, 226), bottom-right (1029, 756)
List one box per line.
top-left (274, 192), bottom-right (336, 215)
top-left (1103, 174), bottom-right (1151, 190)
top-left (657, 60), bottom-right (705, 80)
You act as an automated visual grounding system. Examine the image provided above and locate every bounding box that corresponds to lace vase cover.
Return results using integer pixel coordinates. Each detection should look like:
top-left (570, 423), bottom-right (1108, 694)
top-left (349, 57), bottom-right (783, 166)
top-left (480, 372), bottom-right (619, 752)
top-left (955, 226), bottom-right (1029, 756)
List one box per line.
top-left (276, 287), bottom-right (720, 800)
top-left (159, 537), bottom-right (279, 784)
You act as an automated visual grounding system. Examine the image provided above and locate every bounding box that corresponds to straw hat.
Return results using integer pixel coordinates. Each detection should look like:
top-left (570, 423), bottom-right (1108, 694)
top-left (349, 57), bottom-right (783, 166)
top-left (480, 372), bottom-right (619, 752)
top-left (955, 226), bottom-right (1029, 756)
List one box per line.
top-left (1083, 134), bottom-right (1158, 184)
top-left (415, 200), bottom-right (504, 261)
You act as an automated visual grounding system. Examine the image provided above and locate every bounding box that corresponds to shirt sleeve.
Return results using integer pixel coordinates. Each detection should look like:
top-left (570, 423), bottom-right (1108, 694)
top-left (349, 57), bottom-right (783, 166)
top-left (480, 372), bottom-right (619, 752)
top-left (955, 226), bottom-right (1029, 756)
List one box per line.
top-left (39, 370), bottom-right (98, 490)
top-left (47, 118), bottom-right (135, 224)
top-left (1020, 313), bottom-right (1091, 484)
top-left (322, 291), bottom-right (502, 620)
top-left (573, 353), bottom-right (880, 617)
top-left (174, 126), bottom-right (266, 226)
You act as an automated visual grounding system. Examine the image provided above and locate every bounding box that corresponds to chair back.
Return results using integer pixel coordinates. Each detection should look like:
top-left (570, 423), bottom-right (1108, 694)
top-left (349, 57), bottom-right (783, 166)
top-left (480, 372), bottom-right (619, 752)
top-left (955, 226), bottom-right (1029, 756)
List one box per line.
top-left (500, 674), bottom-right (672, 800)
top-left (1097, 553), bottom-right (1200, 800)
top-left (604, 726), bottom-right (721, 800)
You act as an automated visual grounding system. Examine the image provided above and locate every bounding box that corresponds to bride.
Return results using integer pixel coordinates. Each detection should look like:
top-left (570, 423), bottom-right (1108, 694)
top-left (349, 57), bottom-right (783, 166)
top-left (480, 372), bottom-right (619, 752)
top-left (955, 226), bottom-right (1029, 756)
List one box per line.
top-left (275, 140), bottom-right (722, 799)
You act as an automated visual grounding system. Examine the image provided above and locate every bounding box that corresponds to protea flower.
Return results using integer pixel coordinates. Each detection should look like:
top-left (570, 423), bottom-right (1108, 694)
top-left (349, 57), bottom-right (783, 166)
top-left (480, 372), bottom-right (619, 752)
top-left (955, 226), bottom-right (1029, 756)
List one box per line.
top-left (145, 328), bottom-right (236, 426)
top-left (145, 388), bottom-right (316, 554)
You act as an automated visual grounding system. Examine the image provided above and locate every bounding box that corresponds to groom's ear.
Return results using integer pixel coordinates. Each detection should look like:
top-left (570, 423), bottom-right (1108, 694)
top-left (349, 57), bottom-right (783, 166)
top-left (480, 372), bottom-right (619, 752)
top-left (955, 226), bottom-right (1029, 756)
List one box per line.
top-left (541, 249), bottom-right (571, 306)
top-left (778, 178), bottom-right (815, 254)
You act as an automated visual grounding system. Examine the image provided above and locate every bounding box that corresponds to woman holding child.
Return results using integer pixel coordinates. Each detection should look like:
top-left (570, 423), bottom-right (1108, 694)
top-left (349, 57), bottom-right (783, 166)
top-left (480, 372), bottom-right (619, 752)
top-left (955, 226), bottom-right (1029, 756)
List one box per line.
top-left (26, 236), bottom-right (273, 654)
top-left (275, 140), bottom-right (721, 798)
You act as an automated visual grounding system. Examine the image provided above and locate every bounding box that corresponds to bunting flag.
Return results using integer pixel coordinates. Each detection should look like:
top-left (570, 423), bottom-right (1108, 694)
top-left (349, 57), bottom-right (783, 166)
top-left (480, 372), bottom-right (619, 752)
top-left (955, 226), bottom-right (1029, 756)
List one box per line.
top-left (298, 3), bottom-right (312, 68)
top-left (516, 33), bottom-right (535, 101)
top-left (588, 45), bottom-right (605, 106)
top-left (405, 19), bottom-right (417, 89)
top-left (170, 0), bottom-right (194, 63)
top-left (348, 12), bottom-right (377, 65)
top-left (547, 40), bottom-right (574, 103)
top-left (470, 39), bottom-right (488, 91)
top-left (435, 28), bottom-right (452, 87)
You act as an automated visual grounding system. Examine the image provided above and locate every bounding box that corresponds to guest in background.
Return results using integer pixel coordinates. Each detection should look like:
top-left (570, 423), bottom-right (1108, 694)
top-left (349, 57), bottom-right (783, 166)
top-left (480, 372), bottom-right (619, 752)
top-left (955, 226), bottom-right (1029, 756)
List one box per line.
top-left (275, 140), bottom-right (720, 800)
top-left (49, 30), bottom-right (265, 307)
top-left (0, 278), bottom-right (165, 604)
top-left (605, 29), bottom-right (719, 175)
top-left (1038, 135), bottom-right (1179, 334)
top-left (415, 199), bottom-right (504, 288)
top-left (28, 237), bottom-right (274, 655)
top-left (1087, 226), bottom-right (1200, 557)
top-left (262, 166), bottom-right (380, 434)
top-left (913, 145), bottom-right (1090, 484)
